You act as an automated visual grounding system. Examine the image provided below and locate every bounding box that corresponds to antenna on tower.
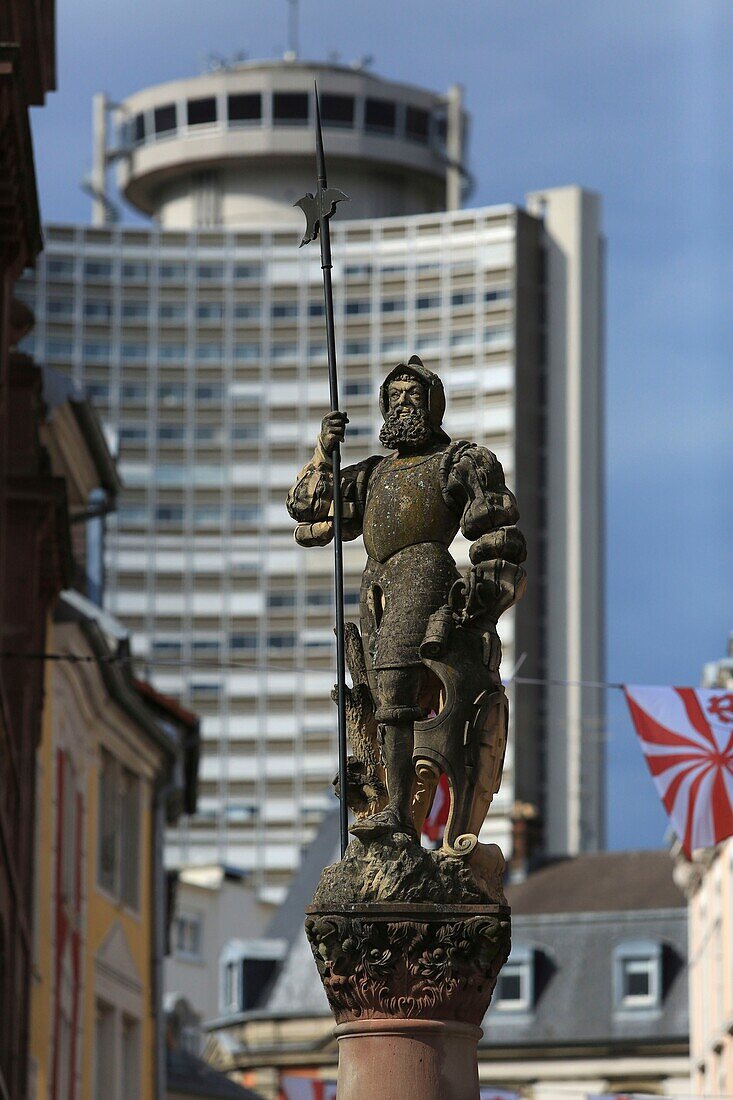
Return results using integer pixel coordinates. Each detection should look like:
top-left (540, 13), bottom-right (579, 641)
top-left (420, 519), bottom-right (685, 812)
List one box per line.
top-left (286, 0), bottom-right (299, 59)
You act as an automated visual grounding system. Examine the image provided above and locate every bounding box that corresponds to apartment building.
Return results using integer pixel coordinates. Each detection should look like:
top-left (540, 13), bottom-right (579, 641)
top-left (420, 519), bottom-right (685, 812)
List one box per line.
top-left (18, 59), bottom-right (605, 900)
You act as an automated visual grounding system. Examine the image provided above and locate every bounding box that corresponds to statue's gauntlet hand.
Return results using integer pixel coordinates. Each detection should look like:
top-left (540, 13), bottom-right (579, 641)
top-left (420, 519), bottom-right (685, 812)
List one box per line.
top-left (317, 410), bottom-right (349, 462)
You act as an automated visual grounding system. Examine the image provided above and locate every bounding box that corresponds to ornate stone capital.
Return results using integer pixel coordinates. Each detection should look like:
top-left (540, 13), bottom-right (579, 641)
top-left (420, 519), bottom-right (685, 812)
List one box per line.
top-left (305, 903), bottom-right (510, 1026)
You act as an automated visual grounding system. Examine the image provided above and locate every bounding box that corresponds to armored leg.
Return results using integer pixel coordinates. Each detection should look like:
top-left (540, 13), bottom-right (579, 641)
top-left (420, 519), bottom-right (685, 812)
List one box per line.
top-left (350, 667), bottom-right (424, 840)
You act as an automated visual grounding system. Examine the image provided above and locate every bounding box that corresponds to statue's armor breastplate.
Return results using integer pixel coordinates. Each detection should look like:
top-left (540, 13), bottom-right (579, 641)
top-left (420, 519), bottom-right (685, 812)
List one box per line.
top-left (363, 450), bottom-right (461, 563)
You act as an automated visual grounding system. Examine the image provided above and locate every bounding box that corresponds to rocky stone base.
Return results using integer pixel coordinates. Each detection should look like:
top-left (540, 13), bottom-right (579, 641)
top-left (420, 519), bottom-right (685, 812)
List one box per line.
top-left (312, 832), bottom-right (506, 909)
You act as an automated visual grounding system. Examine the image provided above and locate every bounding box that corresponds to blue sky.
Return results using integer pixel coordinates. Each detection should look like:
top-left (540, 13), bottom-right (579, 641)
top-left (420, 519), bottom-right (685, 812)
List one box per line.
top-left (30, 0), bottom-right (733, 850)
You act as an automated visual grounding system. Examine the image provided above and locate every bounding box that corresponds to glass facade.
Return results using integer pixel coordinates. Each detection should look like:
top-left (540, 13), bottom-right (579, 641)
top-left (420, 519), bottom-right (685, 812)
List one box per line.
top-left (22, 205), bottom-right (524, 902)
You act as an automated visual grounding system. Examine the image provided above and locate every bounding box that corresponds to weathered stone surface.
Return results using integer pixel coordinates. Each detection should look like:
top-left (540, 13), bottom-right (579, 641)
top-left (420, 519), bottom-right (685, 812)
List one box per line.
top-left (312, 833), bottom-right (506, 908)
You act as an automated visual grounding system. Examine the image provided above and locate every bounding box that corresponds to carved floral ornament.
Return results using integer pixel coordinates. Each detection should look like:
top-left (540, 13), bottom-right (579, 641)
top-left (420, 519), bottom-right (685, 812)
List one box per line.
top-left (305, 910), bottom-right (510, 1025)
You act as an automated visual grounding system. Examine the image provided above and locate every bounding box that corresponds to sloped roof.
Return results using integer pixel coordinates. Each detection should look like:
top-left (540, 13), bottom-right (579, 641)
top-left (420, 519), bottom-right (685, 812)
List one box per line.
top-left (167, 1047), bottom-right (262, 1099)
top-left (507, 850), bottom-right (685, 915)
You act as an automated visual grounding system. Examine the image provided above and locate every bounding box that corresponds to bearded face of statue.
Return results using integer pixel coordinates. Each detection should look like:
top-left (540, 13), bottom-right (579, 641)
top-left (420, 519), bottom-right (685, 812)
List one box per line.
top-left (378, 375), bottom-right (433, 451)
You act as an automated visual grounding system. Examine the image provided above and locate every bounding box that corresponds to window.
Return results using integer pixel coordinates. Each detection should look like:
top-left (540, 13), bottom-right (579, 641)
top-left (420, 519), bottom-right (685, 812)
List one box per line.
top-left (84, 299), bottom-right (112, 320)
top-left (231, 424), bottom-right (259, 441)
top-left (230, 634), bottom-right (257, 651)
top-left (48, 297), bottom-right (74, 318)
top-left (195, 343), bottom-right (222, 362)
top-left (613, 941), bottom-right (662, 1009)
top-left (485, 286), bottom-right (511, 304)
top-left (273, 92), bottom-right (309, 124)
top-left (159, 262), bottom-right (186, 282)
top-left (345, 341), bottom-right (369, 357)
top-left (121, 1016), bottom-right (140, 1098)
top-left (132, 113), bottom-right (145, 144)
top-left (187, 97), bottom-right (217, 126)
top-left (97, 749), bottom-right (141, 908)
top-left (197, 263), bottom-right (224, 281)
top-left (308, 301), bottom-right (325, 317)
top-left (346, 300), bottom-right (370, 315)
top-left (158, 423), bottom-right (186, 442)
top-left (452, 291), bottom-right (474, 307)
top-left (272, 343), bottom-right (296, 361)
top-left (365, 97), bottom-right (396, 134)
top-left (48, 257), bottom-right (75, 278)
top-left (157, 505), bottom-right (184, 525)
top-left (494, 946), bottom-right (534, 1012)
top-left (123, 300), bottom-right (149, 321)
top-left (382, 298), bottom-right (405, 314)
top-left (123, 382), bottom-right (147, 402)
top-left (416, 295), bottom-right (440, 311)
top-left (235, 342), bottom-right (260, 362)
top-left (159, 301), bottom-right (186, 321)
top-left (120, 426), bottom-right (148, 444)
top-left (268, 592), bottom-right (295, 608)
top-left (197, 302), bottom-right (224, 322)
top-left (231, 505), bottom-right (260, 525)
top-left (122, 262), bottom-right (149, 281)
top-left (219, 941), bottom-right (284, 1014)
top-left (272, 302), bottom-right (298, 319)
top-left (121, 342), bottom-right (147, 362)
top-left (154, 103), bottom-right (177, 136)
top-left (228, 93), bottom-right (261, 123)
top-left (94, 1002), bottom-right (115, 1100)
top-left (159, 343), bottom-right (186, 361)
top-left (268, 633), bottom-right (296, 650)
top-left (234, 302), bottom-right (260, 321)
top-left (484, 325), bottom-right (511, 348)
top-left (405, 105), bottom-right (429, 143)
top-left (195, 384), bottom-right (222, 403)
top-left (84, 260), bottom-right (112, 279)
top-left (47, 338), bottom-right (73, 361)
top-left (84, 340), bottom-right (111, 362)
top-left (174, 911), bottom-right (203, 960)
top-left (321, 94), bottom-right (354, 127)
top-left (234, 264), bottom-right (260, 281)
top-left (307, 590), bottom-right (331, 606)
top-left (345, 380), bottom-right (371, 396)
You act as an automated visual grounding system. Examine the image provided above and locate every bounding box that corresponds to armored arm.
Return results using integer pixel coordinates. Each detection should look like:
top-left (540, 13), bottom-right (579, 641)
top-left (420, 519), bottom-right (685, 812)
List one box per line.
top-left (286, 414), bottom-right (382, 547)
top-left (440, 442), bottom-right (527, 623)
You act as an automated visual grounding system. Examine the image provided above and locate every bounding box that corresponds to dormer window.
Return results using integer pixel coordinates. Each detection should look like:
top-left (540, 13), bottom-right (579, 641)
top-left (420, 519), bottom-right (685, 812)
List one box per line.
top-left (613, 940), bottom-right (662, 1010)
top-left (494, 945), bottom-right (534, 1012)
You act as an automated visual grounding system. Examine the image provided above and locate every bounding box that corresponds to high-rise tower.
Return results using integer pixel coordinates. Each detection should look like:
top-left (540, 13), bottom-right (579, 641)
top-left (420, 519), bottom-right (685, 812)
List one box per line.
top-left (19, 59), bottom-right (605, 900)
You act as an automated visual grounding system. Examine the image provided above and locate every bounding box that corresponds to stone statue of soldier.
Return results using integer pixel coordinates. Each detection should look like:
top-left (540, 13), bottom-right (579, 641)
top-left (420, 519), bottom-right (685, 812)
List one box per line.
top-left (287, 355), bottom-right (526, 855)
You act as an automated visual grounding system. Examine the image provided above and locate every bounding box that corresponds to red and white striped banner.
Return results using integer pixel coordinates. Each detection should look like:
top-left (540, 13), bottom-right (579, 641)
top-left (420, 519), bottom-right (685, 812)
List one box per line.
top-left (624, 685), bottom-right (733, 855)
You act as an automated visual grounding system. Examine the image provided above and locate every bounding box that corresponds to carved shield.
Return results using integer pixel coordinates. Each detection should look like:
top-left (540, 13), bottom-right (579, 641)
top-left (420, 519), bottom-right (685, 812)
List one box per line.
top-left (412, 623), bottom-right (508, 856)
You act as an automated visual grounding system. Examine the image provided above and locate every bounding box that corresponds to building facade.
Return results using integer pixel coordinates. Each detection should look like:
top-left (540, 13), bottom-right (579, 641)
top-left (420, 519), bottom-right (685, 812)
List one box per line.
top-left (165, 864), bottom-right (273, 1025)
top-left (18, 59), bottom-right (605, 899)
top-left (30, 582), bottom-right (200, 1100)
top-left (206, 845), bottom-right (690, 1100)
top-left (0, 1), bottom-right (57, 1096)
top-left (680, 636), bottom-right (733, 1098)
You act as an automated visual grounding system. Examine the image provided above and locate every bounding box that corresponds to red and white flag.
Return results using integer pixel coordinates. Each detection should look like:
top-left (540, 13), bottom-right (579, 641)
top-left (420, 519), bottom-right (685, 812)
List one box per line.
top-left (624, 686), bottom-right (733, 855)
top-left (422, 772), bottom-right (450, 843)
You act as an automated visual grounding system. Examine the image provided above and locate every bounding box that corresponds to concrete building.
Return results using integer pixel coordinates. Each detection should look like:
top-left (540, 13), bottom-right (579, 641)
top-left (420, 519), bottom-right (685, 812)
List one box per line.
top-left (165, 864), bottom-right (274, 1025)
top-left (18, 58), bottom-right (605, 900)
top-left (206, 832), bottom-right (690, 1099)
top-left (677, 635), bottom-right (733, 1098)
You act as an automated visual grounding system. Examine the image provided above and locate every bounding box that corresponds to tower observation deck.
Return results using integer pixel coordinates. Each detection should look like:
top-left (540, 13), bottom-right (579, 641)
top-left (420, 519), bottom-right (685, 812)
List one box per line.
top-left (113, 60), bottom-right (468, 228)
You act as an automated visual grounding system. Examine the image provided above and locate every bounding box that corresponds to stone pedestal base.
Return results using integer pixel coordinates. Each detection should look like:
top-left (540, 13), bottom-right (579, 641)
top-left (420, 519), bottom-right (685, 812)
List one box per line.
top-left (334, 1018), bottom-right (483, 1100)
top-left (306, 902), bottom-right (510, 1100)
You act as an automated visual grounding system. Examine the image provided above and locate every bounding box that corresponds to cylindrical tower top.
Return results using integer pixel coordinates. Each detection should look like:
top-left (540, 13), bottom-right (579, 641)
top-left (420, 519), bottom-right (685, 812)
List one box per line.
top-left (113, 59), bottom-right (469, 228)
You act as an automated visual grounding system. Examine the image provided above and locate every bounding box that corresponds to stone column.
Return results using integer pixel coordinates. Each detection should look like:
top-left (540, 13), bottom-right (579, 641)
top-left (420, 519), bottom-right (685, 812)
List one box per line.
top-left (306, 898), bottom-right (510, 1100)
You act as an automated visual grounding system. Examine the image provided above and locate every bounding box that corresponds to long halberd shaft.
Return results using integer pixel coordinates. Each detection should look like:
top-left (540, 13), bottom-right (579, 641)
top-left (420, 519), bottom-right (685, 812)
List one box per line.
top-left (315, 85), bottom-right (349, 858)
